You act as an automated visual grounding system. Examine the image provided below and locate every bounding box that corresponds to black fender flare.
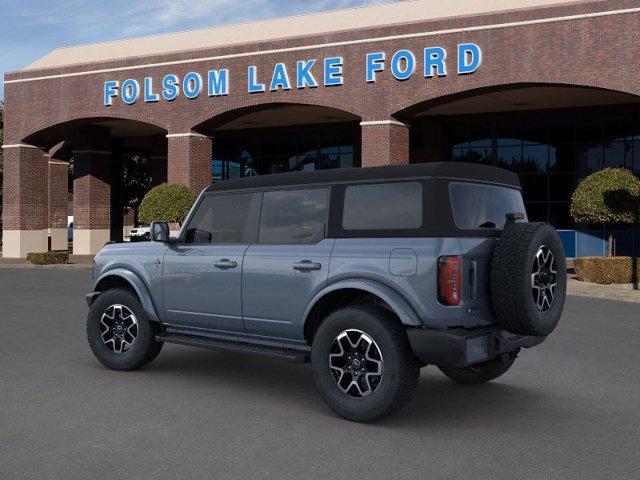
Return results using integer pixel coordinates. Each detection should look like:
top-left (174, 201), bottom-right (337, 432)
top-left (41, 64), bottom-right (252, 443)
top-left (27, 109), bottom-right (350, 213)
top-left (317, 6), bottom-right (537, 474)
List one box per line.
top-left (90, 268), bottom-right (161, 323)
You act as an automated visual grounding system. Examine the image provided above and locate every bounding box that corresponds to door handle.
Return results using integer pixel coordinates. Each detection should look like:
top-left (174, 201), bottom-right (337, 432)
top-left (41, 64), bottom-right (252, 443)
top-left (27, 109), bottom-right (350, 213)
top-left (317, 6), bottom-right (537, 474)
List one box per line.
top-left (293, 260), bottom-right (322, 272)
top-left (214, 259), bottom-right (238, 269)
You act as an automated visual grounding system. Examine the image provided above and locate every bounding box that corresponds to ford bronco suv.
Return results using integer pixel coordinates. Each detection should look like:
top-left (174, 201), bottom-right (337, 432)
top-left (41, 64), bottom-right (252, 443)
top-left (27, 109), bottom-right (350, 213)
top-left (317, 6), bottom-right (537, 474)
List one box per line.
top-left (86, 163), bottom-right (566, 422)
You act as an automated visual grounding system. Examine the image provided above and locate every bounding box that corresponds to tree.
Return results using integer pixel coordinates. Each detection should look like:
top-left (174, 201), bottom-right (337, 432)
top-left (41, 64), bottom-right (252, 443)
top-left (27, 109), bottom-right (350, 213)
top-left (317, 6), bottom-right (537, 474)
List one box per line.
top-left (138, 183), bottom-right (196, 226)
top-left (120, 154), bottom-right (152, 223)
top-left (570, 168), bottom-right (640, 256)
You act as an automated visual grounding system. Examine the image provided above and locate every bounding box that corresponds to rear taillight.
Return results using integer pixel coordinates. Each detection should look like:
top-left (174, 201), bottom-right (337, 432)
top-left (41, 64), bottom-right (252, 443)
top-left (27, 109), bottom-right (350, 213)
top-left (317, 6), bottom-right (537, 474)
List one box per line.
top-left (438, 256), bottom-right (462, 306)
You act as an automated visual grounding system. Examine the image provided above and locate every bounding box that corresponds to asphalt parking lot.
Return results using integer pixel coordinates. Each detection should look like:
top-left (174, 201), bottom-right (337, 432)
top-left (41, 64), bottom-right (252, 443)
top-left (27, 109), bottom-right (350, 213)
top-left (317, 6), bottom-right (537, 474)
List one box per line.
top-left (1, 268), bottom-right (639, 480)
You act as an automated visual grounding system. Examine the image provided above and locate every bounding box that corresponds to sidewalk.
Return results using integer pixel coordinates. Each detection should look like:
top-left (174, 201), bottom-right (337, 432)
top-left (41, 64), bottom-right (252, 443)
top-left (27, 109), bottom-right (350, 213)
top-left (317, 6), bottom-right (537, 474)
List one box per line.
top-left (568, 277), bottom-right (640, 304)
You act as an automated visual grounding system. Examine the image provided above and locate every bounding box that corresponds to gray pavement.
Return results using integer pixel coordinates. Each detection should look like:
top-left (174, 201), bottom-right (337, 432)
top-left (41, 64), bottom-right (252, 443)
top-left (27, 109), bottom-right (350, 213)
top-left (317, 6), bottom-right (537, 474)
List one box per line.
top-left (1, 268), bottom-right (639, 480)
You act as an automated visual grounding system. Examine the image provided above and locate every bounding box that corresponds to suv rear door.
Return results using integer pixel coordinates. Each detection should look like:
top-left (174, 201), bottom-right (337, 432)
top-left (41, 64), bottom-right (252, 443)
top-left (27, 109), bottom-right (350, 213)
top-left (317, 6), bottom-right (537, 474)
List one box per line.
top-left (242, 187), bottom-right (333, 339)
top-left (162, 192), bottom-right (260, 332)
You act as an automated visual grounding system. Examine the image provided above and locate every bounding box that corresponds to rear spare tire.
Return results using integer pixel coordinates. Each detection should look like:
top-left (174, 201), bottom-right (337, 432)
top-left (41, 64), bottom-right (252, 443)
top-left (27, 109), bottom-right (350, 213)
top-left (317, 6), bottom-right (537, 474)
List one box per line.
top-left (491, 222), bottom-right (566, 336)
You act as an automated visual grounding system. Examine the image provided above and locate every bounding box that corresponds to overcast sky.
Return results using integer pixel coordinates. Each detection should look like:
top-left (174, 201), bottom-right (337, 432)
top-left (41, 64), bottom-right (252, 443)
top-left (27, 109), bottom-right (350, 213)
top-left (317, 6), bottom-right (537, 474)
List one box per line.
top-left (0, 0), bottom-right (399, 100)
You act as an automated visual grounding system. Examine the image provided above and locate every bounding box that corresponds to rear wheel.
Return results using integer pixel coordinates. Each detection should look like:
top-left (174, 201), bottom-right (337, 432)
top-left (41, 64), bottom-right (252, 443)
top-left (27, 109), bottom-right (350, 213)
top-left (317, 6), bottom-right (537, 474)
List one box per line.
top-left (438, 353), bottom-right (517, 385)
top-left (87, 288), bottom-right (163, 371)
top-left (311, 306), bottom-right (420, 422)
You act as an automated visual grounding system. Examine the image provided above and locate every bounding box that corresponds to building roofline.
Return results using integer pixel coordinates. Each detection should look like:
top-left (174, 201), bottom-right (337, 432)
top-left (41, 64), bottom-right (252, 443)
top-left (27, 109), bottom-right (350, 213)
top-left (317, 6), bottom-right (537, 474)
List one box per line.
top-left (18, 0), bottom-right (593, 72)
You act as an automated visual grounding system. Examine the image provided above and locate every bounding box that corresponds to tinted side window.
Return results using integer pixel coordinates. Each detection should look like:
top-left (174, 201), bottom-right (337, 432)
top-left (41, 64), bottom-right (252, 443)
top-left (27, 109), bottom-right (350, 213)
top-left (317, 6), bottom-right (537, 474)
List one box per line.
top-left (450, 182), bottom-right (527, 230)
top-left (184, 193), bottom-right (255, 244)
top-left (342, 182), bottom-right (423, 230)
top-left (259, 188), bottom-right (329, 244)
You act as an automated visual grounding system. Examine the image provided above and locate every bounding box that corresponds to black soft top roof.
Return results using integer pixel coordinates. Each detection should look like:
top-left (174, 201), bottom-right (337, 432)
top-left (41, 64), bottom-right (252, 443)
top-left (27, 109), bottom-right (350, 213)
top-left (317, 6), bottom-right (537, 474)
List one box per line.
top-left (205, 162), bottom-right (520, 193)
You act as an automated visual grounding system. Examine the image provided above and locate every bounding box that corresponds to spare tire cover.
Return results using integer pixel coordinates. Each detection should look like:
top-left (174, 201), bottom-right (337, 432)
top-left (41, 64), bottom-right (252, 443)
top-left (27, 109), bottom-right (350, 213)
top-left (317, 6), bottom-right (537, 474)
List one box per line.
top-left (490, 222), bottom-right (567, 336)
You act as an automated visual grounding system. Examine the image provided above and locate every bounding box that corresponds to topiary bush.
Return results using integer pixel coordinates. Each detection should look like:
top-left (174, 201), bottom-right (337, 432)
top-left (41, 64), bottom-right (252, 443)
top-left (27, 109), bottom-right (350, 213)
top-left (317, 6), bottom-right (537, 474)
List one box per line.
top-left (138, 183), bottom-right (196, 226)
top-left (574, 256), bottom-right (640, 284)
top-left (27, 251), bottom-right (69, 265)
top-left (570, 168), bottom-right (640, 224)
top-left (570, 168), bottom-right (640, 256)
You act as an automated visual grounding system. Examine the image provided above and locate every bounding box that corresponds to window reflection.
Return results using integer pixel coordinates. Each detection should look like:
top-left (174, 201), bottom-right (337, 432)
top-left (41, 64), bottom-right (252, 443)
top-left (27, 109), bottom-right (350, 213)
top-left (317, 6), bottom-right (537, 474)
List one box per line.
top-left (444, 106), bottom-right (640, 229)
top-left (211, 123), bottom-right (358, 181)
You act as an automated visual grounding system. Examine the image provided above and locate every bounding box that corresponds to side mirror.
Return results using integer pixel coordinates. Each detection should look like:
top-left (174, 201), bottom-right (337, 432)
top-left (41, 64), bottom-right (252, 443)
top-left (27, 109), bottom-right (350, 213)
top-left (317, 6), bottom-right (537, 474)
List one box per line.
top-left (151, 221), bottom-right (170, 243)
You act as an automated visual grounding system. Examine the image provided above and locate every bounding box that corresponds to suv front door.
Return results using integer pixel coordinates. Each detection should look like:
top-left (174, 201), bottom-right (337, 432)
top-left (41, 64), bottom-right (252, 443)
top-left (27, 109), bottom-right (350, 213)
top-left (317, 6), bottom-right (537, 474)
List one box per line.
top-left (242, 187), bottom-right (333, 340)
top-left (162, 192), bottom-right (259, 333)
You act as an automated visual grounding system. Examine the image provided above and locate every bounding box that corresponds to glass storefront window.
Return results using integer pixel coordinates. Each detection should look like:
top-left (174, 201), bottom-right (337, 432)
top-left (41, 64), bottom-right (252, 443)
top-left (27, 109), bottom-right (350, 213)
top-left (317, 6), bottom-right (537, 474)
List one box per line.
top-left (497, 144), bottom-right (522, 172)
top-left (604, 140), bottom-right (632, 168)
top-left (440, 105), bottom-right (640, 228)
top-left (523, 144), bottom-right (549, 173)
top-left (210, 123), bottom-right (359, 181)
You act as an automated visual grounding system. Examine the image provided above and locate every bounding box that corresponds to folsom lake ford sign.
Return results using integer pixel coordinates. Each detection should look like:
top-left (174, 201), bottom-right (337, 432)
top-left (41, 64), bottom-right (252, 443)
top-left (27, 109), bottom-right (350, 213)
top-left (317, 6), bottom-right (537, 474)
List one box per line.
top-left (103, 43), bottom-right (482, 106)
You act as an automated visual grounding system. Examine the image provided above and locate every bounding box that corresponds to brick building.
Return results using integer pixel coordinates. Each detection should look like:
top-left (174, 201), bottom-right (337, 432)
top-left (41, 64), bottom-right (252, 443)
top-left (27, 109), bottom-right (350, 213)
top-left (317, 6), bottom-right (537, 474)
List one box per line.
top-left (3, 0), bottom-right (640, 257)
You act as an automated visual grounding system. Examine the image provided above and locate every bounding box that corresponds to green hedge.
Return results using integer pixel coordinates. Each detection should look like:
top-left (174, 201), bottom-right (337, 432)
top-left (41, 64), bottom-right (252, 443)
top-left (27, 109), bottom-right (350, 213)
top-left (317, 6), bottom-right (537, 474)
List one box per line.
top-left (27, 251), bottom-right (69, 265)
top-left (570, 168), bottom-right (640, 224)
top-left (139, 183), bottom-right (196, 225)
top-left (574, 256), bottom-right (640, 284)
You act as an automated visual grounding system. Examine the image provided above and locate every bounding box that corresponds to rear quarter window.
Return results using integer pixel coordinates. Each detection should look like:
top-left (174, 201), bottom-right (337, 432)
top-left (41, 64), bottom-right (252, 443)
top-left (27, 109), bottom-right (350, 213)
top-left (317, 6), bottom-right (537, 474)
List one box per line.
top-left (342, 182), bottom-right (423, 231)
top-left (449, 182), bottom-right (526, 230)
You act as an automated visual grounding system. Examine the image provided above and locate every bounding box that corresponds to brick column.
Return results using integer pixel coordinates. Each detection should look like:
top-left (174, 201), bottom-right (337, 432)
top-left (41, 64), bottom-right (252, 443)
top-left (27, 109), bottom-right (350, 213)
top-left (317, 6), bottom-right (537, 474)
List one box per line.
top-left (48, 153), bottom-right (69, 251)
top-left (360, 120), bottom-right (410, 167)
top-left (167, 132), bottom-right (212, 194)
top-left (73, 150), bottom-right (111, 254)
top-left (71, 127), bottom-right (112, 255)
top-left (1, 144), bottom-right (49, 258)
top-left (151, 134), bottom-right (168, 186)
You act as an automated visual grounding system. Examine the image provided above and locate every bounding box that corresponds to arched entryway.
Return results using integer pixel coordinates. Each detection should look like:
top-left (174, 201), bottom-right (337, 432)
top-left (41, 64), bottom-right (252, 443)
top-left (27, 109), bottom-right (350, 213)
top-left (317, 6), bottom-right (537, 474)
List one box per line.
top-left (193, 103), bottom-right (361, 181)
top-left (3, 118), bottom-right (167, 257)
top-left (396, 84), bottom-right (640, 256)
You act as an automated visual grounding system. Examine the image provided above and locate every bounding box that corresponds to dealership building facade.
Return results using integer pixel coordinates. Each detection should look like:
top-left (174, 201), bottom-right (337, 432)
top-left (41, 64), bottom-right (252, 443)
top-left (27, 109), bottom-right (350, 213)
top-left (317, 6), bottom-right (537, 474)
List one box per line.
top-left (3, 0), bottom-right (640, 257)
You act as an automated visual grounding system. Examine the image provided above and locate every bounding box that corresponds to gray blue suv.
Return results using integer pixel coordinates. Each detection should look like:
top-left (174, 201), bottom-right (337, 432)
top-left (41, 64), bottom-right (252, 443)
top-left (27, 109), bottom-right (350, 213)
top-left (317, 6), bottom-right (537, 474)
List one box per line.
top-left (86, 163), bottom-right (566, 422)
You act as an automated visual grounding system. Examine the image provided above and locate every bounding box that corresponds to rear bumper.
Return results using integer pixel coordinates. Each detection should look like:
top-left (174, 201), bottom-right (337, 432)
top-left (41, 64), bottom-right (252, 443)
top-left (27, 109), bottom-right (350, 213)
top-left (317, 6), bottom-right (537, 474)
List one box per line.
top-left (406, 326), bottom-right (546, 368)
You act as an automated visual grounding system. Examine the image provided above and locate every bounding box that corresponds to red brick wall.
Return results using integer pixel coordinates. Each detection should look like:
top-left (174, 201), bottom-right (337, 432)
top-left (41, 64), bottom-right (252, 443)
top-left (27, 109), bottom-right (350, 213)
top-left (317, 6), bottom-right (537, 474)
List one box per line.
top-left (3, 0), bottom-right (640, 238)
top-left (2, 147), bottom-right (48, 230)
top-left (4, 0), bottom-right (639, 147)
top-left (73, 151), bottom-right (111, 230)
top-left (48, 161), bottom-right (68, 229)
top-left (167, 135), bottom-right (213, 194)
top-left (362, 123), bottom-right (410, 167)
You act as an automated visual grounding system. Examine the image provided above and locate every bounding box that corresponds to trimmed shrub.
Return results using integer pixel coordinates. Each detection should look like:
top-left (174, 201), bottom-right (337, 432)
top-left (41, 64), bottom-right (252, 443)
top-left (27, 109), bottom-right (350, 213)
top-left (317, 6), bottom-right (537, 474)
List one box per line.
top-left (27, 251), bottom-right (69, 265)
top-left (570, 168), bottom-right (640, 224)
top-left (138, 183), bottom-right (196, 225)
top-left (574, 256), bottom-right (640, 284)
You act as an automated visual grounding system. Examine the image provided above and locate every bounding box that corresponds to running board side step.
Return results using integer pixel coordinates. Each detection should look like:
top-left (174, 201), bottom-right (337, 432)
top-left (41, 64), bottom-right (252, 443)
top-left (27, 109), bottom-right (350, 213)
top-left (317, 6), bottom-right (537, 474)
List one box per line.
top-left (156, 333), bottom-right (310, 363)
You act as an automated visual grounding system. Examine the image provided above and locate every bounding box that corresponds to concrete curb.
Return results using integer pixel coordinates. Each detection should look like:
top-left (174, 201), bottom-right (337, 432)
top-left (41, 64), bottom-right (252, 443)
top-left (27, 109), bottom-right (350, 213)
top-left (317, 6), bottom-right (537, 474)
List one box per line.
top-left (567, 277), bottom-right (640, 304)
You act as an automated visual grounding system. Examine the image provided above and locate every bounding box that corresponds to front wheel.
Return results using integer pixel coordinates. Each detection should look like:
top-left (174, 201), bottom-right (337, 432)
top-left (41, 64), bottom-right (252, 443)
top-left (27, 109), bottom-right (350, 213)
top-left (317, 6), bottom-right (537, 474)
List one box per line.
top-left (438, 353), bottom-right (517, 385)
top-left (311, 306), bottom-right (420, 422)
top-left (87, 288), bottom-right (163, 371)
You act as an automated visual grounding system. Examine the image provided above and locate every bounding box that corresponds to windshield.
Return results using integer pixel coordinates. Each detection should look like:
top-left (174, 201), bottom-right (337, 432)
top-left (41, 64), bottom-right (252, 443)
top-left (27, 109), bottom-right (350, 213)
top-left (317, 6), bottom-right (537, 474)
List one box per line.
top-left (449, 182), bottom-right (527, 230)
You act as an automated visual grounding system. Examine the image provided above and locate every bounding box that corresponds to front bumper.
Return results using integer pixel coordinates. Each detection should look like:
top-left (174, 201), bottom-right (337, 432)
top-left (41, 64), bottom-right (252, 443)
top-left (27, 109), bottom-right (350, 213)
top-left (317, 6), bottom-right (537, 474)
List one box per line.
top-left (406, 326), bottom-right (546, 368)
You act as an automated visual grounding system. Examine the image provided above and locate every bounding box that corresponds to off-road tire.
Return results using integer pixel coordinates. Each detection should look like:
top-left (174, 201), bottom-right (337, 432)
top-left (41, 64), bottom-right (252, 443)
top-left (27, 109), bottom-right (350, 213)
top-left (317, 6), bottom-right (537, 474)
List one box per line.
top-left (87, 288), bottom-right (163, 371)
top-left (311, 306), bottom-right (420, 422)
top-left (438, 353), bottom-right (517, 385)
top-left (491, 222), bottom-right (566, 336)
